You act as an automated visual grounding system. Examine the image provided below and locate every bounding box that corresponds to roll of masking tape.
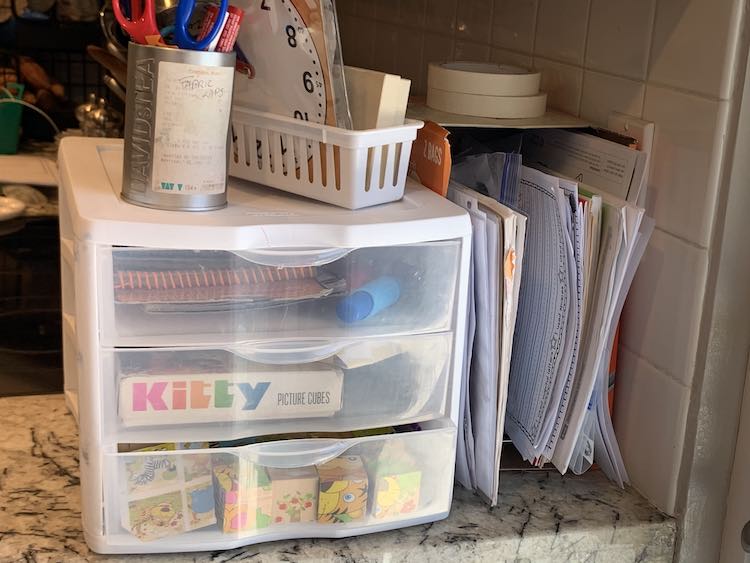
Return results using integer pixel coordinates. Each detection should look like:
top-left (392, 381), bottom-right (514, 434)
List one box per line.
top-left (426, 88), bottom-right (547, 119)
top-left (427, 62), bottom-right (541, 97)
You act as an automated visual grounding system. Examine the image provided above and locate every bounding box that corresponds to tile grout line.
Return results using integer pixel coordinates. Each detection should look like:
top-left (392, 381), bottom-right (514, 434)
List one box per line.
top-left (652, 226), bottom-right (710, 252)
top-left (451, 0), bottom-right (459, 58)
top-left (619, 342), bottom-right (692, 390)
top-left (639, 0), bottom-right (660, 116)
top-left (414, 0), bottom-right (427, 94)
top-left (531, 0), bottom-right (542, 61)
top-left (577, 0), bottom-right (594, 117)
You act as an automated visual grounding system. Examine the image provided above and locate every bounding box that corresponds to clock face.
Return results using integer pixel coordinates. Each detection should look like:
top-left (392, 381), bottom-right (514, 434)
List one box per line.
top-left (233, 0), bottom-right (328, 126)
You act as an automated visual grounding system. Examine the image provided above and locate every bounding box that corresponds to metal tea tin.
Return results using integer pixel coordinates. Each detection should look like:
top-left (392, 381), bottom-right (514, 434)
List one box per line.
top-left (121, 42), bottom-right (236, 211)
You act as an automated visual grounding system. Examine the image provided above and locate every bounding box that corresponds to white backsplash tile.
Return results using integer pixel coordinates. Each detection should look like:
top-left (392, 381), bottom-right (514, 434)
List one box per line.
top-left (399, 0), bottom-right (427, 27)
top-left (585, 0), bottom-right (655, 80)
top-left (456, 0), bottom-right (493, 45)
top-left (373, 0), bottom-right (400, 23)
top-left (534, 57), bottom-right (583, 115)
top-left (371, 21), bottom-right (400, 73)
top-left (337, 0), bottom-right (356, 17)
top-left (643, 85), bottom-right (730, 247)
top-left (580, 70), bottom-right (645, 125)
top-left (340, 15), bottom-right (375, 69)
top-left (614, 347), bottom-right (689, 515)
top-left (425, 0), bottom-right (458, 36)
top-left (649, 0), bottom-right (742, 99)
top-left (534, 0), bottom-right (590, 65)
top-left (491, 0), bottom-right (538, 54)
top-left (355, 0), bottom-right (376, 19)
top-left (621, 228), bottom-right (708, 386)
top-left (490, 48), bottom-right (533, 70)
top-left (453, 40), bottom-right (491, 63)
top-left (396, 28), bottom-right (426, 94)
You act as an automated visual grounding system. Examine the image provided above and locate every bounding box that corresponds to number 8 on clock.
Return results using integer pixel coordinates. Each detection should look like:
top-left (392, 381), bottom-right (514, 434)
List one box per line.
top-left (232, 0), bottom-right (348, 128)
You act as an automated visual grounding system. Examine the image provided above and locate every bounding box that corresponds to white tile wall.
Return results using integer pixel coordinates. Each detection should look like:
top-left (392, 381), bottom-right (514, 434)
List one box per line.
top-left (337, 0), bottom-right (742, 517)
top-left (399, 0), bottom-right (426, 26)
top-left (456, 0), bottom-right (494, 44)
top-left (585, 0), bottom-right (655, 80)
top-left (643, 86), bottom-right (730, 247)
top-left (424, 0), bottom-right (457, 36)
top-left (491, 0), bottom-right (538, 54)
top-left (614, 347), bottom-right (690, 514)
top-left (621, 229), bottom-right (708, 387)
top-left (370, 21), bottom-right (399, 74)
top-left (533, 57), bottom-right (584, 115)
top-left (396, 28), bottom-right (426, 94)
top-left (649, 0), bottom-right (742, 99)
top-left (534, 0), bottom-right (591, 65)
top-left (490, 48), bottom-right (533, 70)
top-left (453, 40), bottom-right (491, 63)
top-left (579, 70), bottom-right (645, 125)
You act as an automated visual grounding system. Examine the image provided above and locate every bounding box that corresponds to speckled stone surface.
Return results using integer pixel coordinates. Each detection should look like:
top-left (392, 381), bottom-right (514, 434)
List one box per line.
top-left (0, 395), bottom-right (676, 562)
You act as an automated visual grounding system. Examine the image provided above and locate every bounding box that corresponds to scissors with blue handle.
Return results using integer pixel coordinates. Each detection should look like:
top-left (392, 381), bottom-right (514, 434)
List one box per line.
top-left (174, 0), bottom-right (228, 50)
top-left (113, 0), bottom-right (227, 50)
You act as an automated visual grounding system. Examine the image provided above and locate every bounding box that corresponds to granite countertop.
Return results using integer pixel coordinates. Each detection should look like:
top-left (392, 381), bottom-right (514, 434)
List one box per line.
top-left (0, 395), bottom-right (676, 562)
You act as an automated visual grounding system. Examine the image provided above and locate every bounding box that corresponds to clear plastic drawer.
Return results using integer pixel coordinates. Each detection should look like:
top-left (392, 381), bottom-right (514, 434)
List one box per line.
top-left (97, 420), bottom-right (456, 553)
top-left (103, 333), bottom-right (454, 443)
top-left (98, 241), bottom-right (461, 347)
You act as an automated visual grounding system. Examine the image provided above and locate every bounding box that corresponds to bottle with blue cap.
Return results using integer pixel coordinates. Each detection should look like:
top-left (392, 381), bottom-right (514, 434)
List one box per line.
top-left (336, 275), bottom-right (401, 324)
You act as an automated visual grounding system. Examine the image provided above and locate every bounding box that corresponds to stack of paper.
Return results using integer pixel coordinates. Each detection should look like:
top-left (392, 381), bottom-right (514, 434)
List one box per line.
top-left (522, 128), bottom-right (648, 204)
top-left (504, 166), bottom-right (582, 465)
top-left (450, 131), bottom-right (653, 500)
top-left (449, 180), bottom-right (526, 504)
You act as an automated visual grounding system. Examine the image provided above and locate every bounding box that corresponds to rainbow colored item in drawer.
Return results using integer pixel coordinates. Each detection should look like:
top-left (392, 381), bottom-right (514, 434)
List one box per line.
top-left (268, 467), bottom-right (319, 524)
top-left (212, 456), bottom-right (273, 533)
top-left (316, 455), bottom-right (369, 524)
top-left (122, 445), bottom-right (215, 541)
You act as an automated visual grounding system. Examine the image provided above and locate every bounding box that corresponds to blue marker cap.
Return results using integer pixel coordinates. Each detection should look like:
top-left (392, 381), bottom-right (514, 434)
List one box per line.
top-left (336, 276), bottom-right (401, 324)
top-left (336, 291), bottom-right (374, 323)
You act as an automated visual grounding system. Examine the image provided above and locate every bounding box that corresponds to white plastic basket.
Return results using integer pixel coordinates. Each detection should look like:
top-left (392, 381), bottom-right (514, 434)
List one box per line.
top-left (229, 106), bottom-right (424, 209)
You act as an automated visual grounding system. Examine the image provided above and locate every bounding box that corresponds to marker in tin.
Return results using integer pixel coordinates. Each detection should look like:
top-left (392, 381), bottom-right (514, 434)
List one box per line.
top-left (199, 5), bottom-right (243, 53)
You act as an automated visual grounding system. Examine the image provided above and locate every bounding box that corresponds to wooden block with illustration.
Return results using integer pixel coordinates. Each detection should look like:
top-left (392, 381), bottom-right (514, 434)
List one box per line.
top-left (212, 455), bottom-right (272, 533)
top-left (127, 490), bottom-right (185, 541)
top-left (316, 455), bottom-right (368, 524)
top-left (122, 445), bottom-right (215, 542)
top-left (267, 467), bottom-right (318, 524)
top-left (367, 441), bottom-right (422, 520)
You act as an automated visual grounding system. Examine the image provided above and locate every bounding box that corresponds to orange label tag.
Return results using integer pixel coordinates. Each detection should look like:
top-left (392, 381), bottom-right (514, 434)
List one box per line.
top-left (409, 121), bottom-right (451, 197)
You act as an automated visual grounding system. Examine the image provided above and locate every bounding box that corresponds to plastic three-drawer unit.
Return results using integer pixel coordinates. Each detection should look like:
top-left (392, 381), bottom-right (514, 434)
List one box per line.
top-left (57, 137), bottom-right (471, 554)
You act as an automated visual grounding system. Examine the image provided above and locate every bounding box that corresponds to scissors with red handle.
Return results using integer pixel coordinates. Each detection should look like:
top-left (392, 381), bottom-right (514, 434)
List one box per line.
top-left (112, 0), bottom-right (168, 46)
top-left (114, 0), bottom-right (228, 50)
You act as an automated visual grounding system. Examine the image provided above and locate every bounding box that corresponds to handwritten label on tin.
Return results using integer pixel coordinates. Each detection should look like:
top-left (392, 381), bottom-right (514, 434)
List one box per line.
top-left (152, 61), bottom-right (233, 195)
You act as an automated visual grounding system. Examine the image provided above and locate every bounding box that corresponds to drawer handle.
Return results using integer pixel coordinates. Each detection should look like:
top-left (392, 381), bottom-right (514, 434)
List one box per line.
top-left (228, 340), bottom-right (353, 364)
top-left (232, 248), bottom-right (353, 267)
top-left (235, 439), bottom-right (352, 468)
